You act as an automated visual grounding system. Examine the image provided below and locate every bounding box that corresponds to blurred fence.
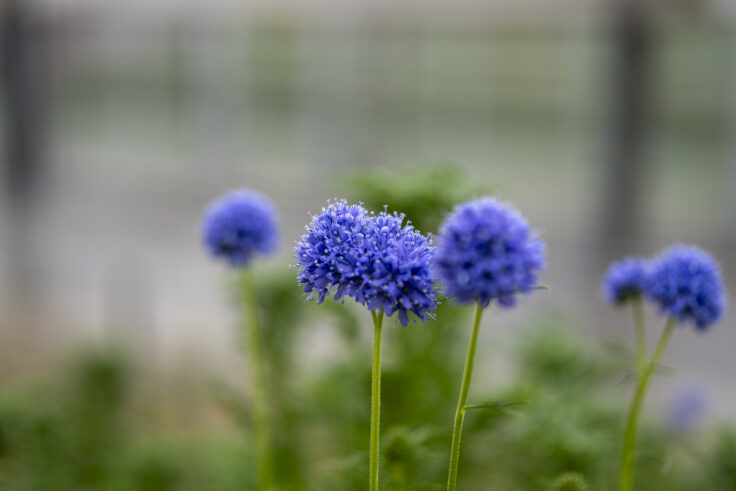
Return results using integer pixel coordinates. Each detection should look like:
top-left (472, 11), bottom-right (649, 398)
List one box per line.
top-left (1, 2), bottom-right (735, 366)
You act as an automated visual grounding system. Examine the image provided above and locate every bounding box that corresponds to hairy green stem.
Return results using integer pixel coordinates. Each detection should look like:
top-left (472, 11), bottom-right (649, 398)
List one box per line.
top-left (632, 296), bottom-right (646, 374)
top-left (447, 303), bottom-right (484, 491)
top-left (619, 318), bottom-right (676, 491)
top-left (369, 310), bottom-right (385, 491)
top-left (239, 270), bottom-right (274, 491)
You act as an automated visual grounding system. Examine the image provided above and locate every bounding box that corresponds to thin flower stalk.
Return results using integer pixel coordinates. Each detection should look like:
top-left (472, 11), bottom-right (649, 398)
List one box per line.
top-left (369, 310), bottom-right (384, 491)
top-left (446, 303), bottom-right (483, 491)
top-left (631, 295), bottom-right (646, 374)
top-left (619, 318), bottom-right (675, 491)
top-left (239, 270), bottom-right (274, 491)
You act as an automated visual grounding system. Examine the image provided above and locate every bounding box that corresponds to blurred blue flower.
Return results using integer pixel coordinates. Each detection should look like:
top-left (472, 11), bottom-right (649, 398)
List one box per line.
top-left (668, 386), bottom-right (708, 431)
top-left (295, 201), bottom-right (437, 325)
top-left (602, 257), bottom-right (650, 305)
top-left (645, 245), bottom-right (726, 331)
top-left (433, 197), bottom-right (546, 307)
top-left (201, 190), bottom-right (279, 268)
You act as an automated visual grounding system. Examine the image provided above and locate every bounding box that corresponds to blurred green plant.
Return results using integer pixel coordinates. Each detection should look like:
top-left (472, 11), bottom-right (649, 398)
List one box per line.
top-left (341, 163), bottom-right (488, 234)
top-left (549, 473), bottom-right (590, 491)
top-left (0, 324), bottom-right (733, 490)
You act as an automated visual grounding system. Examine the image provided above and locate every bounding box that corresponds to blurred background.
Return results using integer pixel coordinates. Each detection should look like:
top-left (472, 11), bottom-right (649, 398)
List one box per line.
top-left (1, 0), bottom-right (736, 489)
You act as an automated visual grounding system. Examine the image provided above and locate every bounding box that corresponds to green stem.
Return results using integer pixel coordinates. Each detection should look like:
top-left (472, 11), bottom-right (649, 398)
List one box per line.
top-left (369, 310), bottom-right (384, 491)
top-left (239, 270), bottom-right (274, 491)
top-left (619, 318), bottom-right (676, 491)
top-left (447, 302), bottom-right (484, 491)
top-left (632, 296), bottom-right (646, 374)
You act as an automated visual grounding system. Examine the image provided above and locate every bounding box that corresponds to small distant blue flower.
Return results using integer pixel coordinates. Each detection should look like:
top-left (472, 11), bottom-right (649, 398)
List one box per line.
top-left (201, 190), bottom-right (279, 268)
top-left (602, 258), bottom-right (649, 305)
top-left (295, 201), bottom-right (437, 326)
top-left (668, 386), bottom-right (708, 431)
top-left (645, 245), bottom-right (726, 331)
top-left (433, 197), bottom-right (546, 307)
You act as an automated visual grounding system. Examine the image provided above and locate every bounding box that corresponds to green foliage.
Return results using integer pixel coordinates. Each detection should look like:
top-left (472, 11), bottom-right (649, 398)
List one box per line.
top-left (0, 325), bottom-right (734, 491)
top-left (0, 352), bottom-right (130, 490)
top-left (341, 163), bottom-right (488, 233)
top-left (702, 426), bottom-right (736, 490)
top-left (549, 473), bottom-right (590, 491)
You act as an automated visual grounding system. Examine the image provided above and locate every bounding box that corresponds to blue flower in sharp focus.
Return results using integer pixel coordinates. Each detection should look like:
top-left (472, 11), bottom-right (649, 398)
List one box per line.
top-left (645, 244), bottom-right (726, 331)
top-left (602, 257), bottom-right (650, 305)
top-left (202, 190), bottom-right (279, 267)
top-left (361, 211), bottom-right (437, 326)
top-left (295, 199), bottom-right (371, 304)
top-left (295, 201), bottom-right (437, 326)
top-left (433, 197), bottom-right (546, 308)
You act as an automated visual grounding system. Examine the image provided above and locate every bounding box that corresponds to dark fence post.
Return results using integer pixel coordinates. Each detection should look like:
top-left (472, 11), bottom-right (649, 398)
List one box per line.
top-left (1, 0), bottom-right (47, 328)
top-left (600, 1), bottom-right (654, 256)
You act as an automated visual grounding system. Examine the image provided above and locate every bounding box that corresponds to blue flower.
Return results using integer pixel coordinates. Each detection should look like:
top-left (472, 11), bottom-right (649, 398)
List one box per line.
top-left (295, 200), bottom-right (371, 304)
top-left (201, 190), bottom-right (279, 267)
top-left (360, 211), bottom-right (437, 326)
top-left (295, 201), bottom-right (437, 326)
top-left (645, 245), bottom-right (726, 330)
top-left (602, 258), bottom-right (649, 304)
top-left (433, 197), bottom-right (546, 307)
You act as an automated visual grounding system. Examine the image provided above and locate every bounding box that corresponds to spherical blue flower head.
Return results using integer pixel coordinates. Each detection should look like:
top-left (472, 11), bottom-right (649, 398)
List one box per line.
top-left (201, 190), bottom-right (279, 268)
top-left (645, 245), bottom-right (726, 331)
top-left (602, 257), bottom-right (649, 305)
top-left (360, 212), bottom-right (438, 326)
top-left (433, 197), bottom-right (546, 308)
top-left (294, 200), bottom-right (371, 304)
top-left (295, 202), bottom-right (437, 326)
